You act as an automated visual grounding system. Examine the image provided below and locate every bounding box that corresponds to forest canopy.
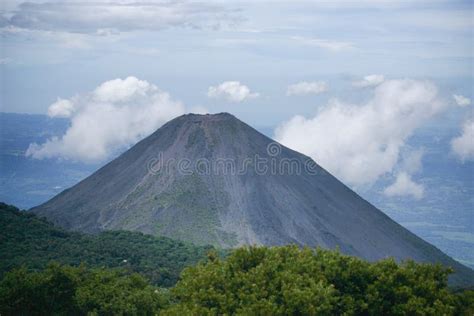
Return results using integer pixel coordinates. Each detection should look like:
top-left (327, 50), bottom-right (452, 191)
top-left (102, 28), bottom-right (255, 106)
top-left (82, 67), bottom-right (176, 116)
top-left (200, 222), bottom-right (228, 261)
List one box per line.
top-left (0, 203), bottom-right (211, 287)
top-left (164, 246), bottom-right (473, 315)
top-left (1, 246), bottom-right (473, 315)
top-left (1, 203), bottom-right (473, 315)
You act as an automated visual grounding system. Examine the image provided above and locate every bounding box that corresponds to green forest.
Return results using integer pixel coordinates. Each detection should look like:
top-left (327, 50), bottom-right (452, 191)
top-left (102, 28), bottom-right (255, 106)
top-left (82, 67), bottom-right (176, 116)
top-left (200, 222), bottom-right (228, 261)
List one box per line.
top-left (1, 203), bottom-right (473, 315)
top-left (0, 203), bottom-right (212, 287)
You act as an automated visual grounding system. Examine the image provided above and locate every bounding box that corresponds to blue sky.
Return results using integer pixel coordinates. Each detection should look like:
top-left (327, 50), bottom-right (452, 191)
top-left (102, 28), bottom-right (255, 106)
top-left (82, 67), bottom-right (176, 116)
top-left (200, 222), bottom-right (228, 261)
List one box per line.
top-left (1, 0), bottom-right (473, 198)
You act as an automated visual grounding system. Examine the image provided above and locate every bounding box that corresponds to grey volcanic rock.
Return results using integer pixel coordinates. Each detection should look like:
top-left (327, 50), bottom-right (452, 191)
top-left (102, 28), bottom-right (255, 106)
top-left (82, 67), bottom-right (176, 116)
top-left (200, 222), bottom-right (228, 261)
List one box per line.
top-left (32, 113), bottom-right (474, 286)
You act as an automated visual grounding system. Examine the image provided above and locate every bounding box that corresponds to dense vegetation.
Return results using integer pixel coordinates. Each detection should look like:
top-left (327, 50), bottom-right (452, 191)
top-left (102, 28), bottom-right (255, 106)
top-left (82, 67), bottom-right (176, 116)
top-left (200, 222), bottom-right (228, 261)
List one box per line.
top-left (0, 203), bottom-right (211, 286)
top-left (1, 202), bottom-right (473, 315)
top-left (1, 248), bottom-right (473, 315)
top-left (0, 263), bottom-right (169, 315)
top-left (165, 246), bottom-right (473, 315)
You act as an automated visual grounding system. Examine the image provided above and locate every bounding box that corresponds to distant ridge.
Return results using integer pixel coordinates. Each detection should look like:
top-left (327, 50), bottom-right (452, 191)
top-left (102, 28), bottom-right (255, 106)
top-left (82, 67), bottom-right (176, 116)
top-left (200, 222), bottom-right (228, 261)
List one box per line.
top-left (32, 112), bottom-right (474, 286)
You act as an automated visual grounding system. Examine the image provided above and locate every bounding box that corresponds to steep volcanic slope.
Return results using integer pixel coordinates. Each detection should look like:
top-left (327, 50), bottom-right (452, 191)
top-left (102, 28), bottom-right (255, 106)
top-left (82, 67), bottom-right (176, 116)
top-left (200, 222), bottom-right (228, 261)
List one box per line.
top-left (31, 113), bottom-right (474, 286)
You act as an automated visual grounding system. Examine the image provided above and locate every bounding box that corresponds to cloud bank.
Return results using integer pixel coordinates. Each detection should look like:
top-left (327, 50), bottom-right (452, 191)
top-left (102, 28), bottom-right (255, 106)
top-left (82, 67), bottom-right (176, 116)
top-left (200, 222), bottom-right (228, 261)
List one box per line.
top-left (451, 119), bottom-right (474, 162)
top-left (207, 81), bottom-right (259, 102)
top-left (275, 79), bottom-right (445, 186)
top-left (286, 81), bottom-right (328, 96)
top-left (4, 1), bottom-right (240, 33)
top-left (26, 76), bottom-right (188, 162)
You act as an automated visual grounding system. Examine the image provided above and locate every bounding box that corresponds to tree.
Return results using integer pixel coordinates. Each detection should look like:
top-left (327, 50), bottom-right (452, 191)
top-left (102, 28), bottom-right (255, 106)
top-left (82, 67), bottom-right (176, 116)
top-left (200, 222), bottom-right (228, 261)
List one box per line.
top-left (0, 263), bottom-right (168, 316)
top-left (162, 246), bottom-right (473, 315)
top-left (1, 245), bottom-right (473, 315)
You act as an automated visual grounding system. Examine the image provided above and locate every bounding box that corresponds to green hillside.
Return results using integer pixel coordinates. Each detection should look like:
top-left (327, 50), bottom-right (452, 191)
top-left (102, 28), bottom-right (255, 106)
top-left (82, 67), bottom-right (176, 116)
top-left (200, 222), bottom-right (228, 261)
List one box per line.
top-left (0, 203), bottom-right (212, 287)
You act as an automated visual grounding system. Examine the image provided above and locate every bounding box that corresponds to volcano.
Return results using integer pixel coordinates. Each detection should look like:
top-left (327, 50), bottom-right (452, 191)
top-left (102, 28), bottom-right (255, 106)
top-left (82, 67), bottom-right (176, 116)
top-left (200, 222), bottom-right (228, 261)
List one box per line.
top-left (32, 113), bottom-right (474, 286)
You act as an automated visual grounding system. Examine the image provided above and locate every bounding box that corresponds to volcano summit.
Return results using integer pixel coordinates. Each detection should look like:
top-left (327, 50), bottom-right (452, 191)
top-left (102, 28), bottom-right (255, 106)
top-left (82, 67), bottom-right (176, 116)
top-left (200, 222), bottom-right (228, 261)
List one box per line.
top-left (32, 113), bottom-right (474, 286)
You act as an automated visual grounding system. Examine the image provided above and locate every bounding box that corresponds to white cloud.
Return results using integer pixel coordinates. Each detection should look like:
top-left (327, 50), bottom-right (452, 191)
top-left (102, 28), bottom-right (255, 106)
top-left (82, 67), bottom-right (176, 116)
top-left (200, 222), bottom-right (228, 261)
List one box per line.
top-left (26, 76), bottom-right (191, 162)
top-left (47, 98), bottom-right (76, 118)
top-left (93, 76), bottom-right (151, 103)
top-left (4, 1), bottom-right (240, 33)
top-left (453, 94), bottom-right (471, 107)
top-left (381, 148), bottom-right (424, 199)
top-left (207, 81), bottom-right (259, 102)
top-left (352, 74), bottom-right (385, 88)
top-left (286, 81), bottom-right (328, 96)
top-left (384, 172), bottom-right (424, 200)
top-left (291, 36), bottom-right (354, 52)
top-left (275, 79), bottom-right (445, 186)
top-left (451, 119), bottom-right (474, 162)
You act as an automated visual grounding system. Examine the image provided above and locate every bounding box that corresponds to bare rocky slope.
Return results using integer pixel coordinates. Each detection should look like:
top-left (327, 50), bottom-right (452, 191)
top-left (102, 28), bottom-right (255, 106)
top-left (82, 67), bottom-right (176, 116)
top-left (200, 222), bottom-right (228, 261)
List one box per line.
top-left (31, 113), bottom-right (474, 286)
